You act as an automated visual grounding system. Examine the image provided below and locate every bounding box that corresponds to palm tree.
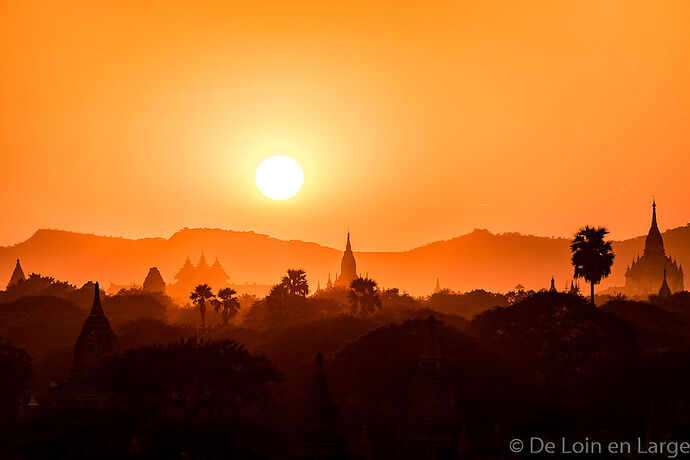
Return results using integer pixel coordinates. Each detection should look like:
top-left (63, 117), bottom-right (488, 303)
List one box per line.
top-left (214, 288), bottom-right (241, 326)
top-left (349, 276), bottom-right (381, 316)
top-left (190, 284), bottom-right (215, 328)
top-left (570, 226), bottom-right (615, 305)
top-left (280, 268), bottom-right (309, 297)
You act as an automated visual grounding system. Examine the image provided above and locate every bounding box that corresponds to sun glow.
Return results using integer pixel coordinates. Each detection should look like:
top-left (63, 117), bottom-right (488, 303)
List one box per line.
top-left (255, 155), bottom-right (304, 200)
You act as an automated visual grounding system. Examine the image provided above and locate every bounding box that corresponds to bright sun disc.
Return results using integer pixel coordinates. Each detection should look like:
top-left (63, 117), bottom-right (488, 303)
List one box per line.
top-left (255, 155), bottom-right (304, 200)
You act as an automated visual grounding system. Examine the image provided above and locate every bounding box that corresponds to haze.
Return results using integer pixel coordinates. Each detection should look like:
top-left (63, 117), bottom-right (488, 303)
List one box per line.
top-left (2, 1), bottom-right (689, 250)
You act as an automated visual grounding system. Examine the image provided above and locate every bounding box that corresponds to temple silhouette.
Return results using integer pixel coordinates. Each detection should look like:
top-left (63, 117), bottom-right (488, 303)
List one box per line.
top-left (7, 258), bottom-right (26, 288)
top-left (433, 278), bottom-right (442, 294)
top-left (334, 232), bottom-right (357, 288)
top-left (395, 317), bottom-right (461, 459)
top-left (290, 353), bottom-right (352, 459)
top-left (57, 282), bottom-right (119, 408)
top-left (624, 201), bottom-right (684, 297)
top-left (167, 253), bottom-right (231, 298)
top-left (142, 266), bottom-right (166, 294)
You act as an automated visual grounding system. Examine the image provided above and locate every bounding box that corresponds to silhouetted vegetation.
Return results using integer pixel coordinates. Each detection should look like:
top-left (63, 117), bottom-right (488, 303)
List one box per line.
top-left (280, 268), bottom-right (310, 297)
top-left (190, 284), bottom-right (214, 328)
top-left (99, 337), bottom-right (282, 418)
top-left (571, 226), bottom-right (615, 304)
top-left (213, 287), bottom-right (241, 325)
top-left (426, 288), bottom-right (507, 317)
top-left (5, 263), bottom-right (690, 458)
top-left (349, 276), bottom-right (381, 316)
top-left (102, 288), bottom-right (168, 327)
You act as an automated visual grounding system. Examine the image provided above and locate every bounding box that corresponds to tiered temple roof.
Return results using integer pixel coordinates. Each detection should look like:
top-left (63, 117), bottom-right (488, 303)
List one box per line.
top-left (58, 282), bottom-right (119, 407)
top-left (624, 201), bottom-right (684, 297)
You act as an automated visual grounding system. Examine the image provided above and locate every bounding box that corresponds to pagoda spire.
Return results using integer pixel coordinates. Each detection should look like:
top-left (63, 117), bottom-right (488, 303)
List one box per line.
top-left (336, 230), bottom-right (357, 287)
top-left (290, 353), bottom-right (350, 457)
top-left (659, 268), bottom-right (672, 298)
top-left (91, 282), bottom-right (104, 316)
top-left (644, 199), bottom-right (665, 257)
top-left (7, 258), bottom-right (27, 288)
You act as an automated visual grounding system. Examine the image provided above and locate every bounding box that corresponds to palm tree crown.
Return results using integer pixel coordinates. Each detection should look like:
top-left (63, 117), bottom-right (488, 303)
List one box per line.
top-left (190, 284), bottom-right (215, 328)
top-left (349, 276), bottom-right (381, 316)
top-left (570, 226), bottom-right (615, 304)
top-left (214, 287), bottom-right (241, 325)
top-left (280, 268), bottom-right (309, 297)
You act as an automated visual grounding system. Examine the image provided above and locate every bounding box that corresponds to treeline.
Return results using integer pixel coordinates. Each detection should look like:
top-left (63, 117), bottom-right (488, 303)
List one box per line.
top-left (2, 233), bottom-right (690, 458)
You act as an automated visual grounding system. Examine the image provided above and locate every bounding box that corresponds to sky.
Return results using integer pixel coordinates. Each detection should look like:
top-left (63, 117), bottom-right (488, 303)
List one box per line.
top-left (1, 1), bottom-right (689, 251)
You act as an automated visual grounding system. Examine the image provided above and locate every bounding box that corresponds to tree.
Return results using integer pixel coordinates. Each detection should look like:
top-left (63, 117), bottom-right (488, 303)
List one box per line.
top-left (190, 284), bottom-right (215, 328)
top-left (279, 269), bottom-right (309, 297)
top-left (214, 288), bottom-right (241, 326)
top-left (570, 226), bottom-right (615, 305)
top-left (348, 277), bottom-right (381, 317)
top-left (471, 292), bottom-right (634, 380)
top-left (0, 296), bottom-right (83, 359)
top-left (506, 284), bottom-right (535, 306)
top-left (103, 290), bottom-right (168, 327)
top-left (0, 273), bottom-right (76, 304)
top-left (98, 338), bottom-right (282, 418)
top-left (427, 289), bottom-right (507, 317)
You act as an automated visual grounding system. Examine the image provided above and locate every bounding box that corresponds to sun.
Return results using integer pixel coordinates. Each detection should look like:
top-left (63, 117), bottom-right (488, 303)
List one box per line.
top-left (255, 155), bottom-right (304, 200)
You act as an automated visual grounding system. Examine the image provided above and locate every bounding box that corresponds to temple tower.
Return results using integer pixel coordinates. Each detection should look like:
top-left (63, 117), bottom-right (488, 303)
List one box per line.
top-left (58, 282), bottom-right (119, 407)
top-left (624, 201), bottom-right (684, 296)
top-left (7, 258), bottom-right (26, 288)
top-left (209, 257), bottom-right (231, 288)
top-left (71, 282), bottom-right (119, 380)
top-left (396, 317), bottom-right (460, 459)
top-left (335, 232), bottom-right (357, 288)
top-left (142, 267), bottom-right (166, 294)
top-left (290, 353), bottom-right (351, 459)
top-left (644, 201), bottom-right (665, 258)
top-left (659, 269), bottom-right (672, 298)
top-left (433, 278), bottom-right (442, 294)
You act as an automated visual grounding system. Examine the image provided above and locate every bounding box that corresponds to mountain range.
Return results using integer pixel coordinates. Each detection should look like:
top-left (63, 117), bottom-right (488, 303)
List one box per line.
top-left (1, 225), bottom-right (689, 296)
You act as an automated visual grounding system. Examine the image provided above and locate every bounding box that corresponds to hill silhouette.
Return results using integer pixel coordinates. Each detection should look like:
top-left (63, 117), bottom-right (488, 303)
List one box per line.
top-left (1, 226), bottom-right (689, 296)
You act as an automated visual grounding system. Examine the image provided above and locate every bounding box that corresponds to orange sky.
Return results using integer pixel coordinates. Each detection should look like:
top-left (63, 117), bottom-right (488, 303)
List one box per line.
top-left (1, 1), bottom-right (689, 251)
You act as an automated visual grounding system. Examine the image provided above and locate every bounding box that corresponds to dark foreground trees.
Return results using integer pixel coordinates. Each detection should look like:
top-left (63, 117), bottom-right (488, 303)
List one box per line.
top-left (571, 226), bottom-right (615, 304)
top-left (99, 337), bottom-right (282, 417)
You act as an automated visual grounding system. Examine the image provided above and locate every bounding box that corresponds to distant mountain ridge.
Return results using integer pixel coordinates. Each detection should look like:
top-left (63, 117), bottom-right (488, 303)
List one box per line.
top-left (1, 225), bottom-right (689, 296)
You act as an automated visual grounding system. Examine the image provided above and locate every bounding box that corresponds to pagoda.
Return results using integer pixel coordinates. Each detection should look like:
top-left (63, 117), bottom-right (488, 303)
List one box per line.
top-left (624, 201), bottom-right (684, 297)
top-left (58, 282), bottom-right (119, 407)
top-left (396, 318), bottom-right (461, 459)
top-left (335, 232), bottom-right (357, 288)
top-left (290, 353), bottom-right (351, 459)
top-left (142, 266), bottom-right (166, 294)
top-left (7, 258), bottom-right (26, 288)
